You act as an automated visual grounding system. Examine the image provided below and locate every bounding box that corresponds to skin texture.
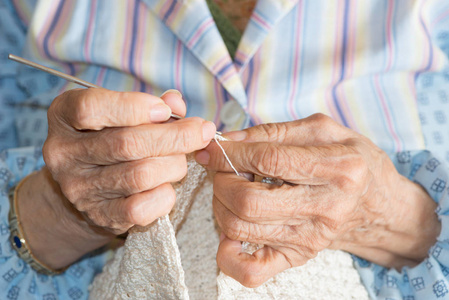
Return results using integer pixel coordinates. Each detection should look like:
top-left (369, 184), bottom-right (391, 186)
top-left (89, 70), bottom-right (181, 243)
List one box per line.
top-left (17, 88), bottom-right (217, 269)
top-left (195, 113), bottom-right (441, 288)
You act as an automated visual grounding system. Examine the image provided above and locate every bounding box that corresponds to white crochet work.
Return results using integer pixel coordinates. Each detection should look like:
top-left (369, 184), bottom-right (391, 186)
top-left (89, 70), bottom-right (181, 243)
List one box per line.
top-left (217, 249), bottom-right (369, 300)
top-left (89, 154), bottom-right (207, 300)
top-left (89, 215), bottom-right (189, 299)
top-left (90, 148), bottom-right (369, 299)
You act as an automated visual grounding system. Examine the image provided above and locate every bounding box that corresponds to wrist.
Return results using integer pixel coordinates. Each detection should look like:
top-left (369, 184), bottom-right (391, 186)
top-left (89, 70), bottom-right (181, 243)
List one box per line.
top-left (17, 168), bottom-right (115, 270)
top-left (334, 174), bottom-right (440, 269)
top-left (388, 175), bottom-right (441, 261)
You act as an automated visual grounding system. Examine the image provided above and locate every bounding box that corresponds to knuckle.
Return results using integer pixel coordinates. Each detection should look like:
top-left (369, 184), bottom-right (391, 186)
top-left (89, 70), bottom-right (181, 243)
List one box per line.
top-left (47, 96), bottom-right (62, 126)
top-left (125, 199), bottom-right (145, 225)
top-left (306, 113), bottom-right (339, 133)
top-left (171, 126), bottom-right (192, 154)
top-left (337, 153), bottom-right (367, 191)
top-left (76, 200), bottom-right (96, 216)
top-left (256, 122), bottom-right (288, 143)
top-left (254, 145), bottom-right (274, 175)
top-left (71, 90), bottom-right (97, 129)
top-left (47, 90), bottom-right (76, 119)
top-left (235, 190), bottom-right (260, 220)
top-left (114, 130), bottom-right (143, 160)
top-left (308, 113), bottom-right (333, 126)
top-left (59, 179), bottom-right (82, 204)
top-left (42, 138), bottom-right (62, 171)
top-left (255, 144), bottom-right (286, 177)
top-left (177, 117), bottom-right (204, 151)
top-left (126, 164), bottom-right (151, 193)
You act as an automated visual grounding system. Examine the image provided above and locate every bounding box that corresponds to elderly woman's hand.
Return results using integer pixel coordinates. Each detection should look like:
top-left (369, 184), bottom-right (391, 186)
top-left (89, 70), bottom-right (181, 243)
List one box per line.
top-left (196, 113), bottom-right (440, 288)
top-left (18, 88), bottom-right (216, 270)
top-left (43, 88), bottom-right (215, 234)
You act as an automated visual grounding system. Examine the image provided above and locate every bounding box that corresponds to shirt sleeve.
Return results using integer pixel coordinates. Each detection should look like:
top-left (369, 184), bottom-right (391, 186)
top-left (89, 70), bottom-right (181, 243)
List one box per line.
top-left (354, 150), bottom-right (449, 300)
top-left (0, 2), bottom-right (109, 300)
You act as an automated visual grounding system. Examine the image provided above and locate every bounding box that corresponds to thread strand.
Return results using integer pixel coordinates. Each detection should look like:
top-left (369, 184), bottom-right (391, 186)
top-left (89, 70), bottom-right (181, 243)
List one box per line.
top-left (214, 136), bottom-right (240, 176)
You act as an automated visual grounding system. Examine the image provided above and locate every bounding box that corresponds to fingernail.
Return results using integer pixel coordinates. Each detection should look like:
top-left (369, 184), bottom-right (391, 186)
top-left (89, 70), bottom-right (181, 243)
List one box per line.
top-left (150, 103), bottom-right (171, 122)
top-left (160, 89), bottom-right (182, 98)
top-left (223, 130), bottom-right (247, 141)
top-left (220, 232), bottom-right (226, 242)
top-left (195, 150), bottom-right (210, 165)
top-left (202, 121), bottom-right (216, 142)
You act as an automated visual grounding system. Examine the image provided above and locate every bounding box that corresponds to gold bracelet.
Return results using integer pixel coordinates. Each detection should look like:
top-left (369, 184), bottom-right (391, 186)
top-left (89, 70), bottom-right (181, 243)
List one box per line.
top-left (8, 172), bottom-right (67, 275)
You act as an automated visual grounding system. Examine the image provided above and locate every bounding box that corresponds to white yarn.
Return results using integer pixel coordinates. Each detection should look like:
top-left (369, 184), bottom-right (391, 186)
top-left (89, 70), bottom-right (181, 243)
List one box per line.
top-left (214, 134), bottom-right (240, 176)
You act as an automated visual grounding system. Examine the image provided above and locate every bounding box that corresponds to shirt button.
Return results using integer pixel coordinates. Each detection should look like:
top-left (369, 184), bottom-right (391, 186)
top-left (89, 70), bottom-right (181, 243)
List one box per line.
top-left (220, 100), bottom-right (245, 128)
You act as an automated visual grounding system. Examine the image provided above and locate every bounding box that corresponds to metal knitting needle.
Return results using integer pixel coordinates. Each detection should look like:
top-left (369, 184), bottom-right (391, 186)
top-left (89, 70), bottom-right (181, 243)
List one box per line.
top-left (8, 54), bottom-right (183, 120)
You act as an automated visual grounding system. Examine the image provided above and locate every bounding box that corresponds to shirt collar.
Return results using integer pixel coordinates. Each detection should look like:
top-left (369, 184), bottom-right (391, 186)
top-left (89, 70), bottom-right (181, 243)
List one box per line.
top-left (142, 0), bottom-right (299, 106)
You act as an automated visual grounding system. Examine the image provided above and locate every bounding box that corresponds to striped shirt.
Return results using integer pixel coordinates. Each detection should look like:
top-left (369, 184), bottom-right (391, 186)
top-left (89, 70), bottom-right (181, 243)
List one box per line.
top-left (1, 0), bottom-right (449, 299)
top-left (7, 0), bottom-right (448, 153)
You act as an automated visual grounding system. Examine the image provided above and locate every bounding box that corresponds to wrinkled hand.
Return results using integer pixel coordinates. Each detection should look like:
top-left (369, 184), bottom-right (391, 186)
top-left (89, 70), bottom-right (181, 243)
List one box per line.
top-left (43, 88), bottom-right (216, 235)
top-left (196, 113), bottom-right (440, 287)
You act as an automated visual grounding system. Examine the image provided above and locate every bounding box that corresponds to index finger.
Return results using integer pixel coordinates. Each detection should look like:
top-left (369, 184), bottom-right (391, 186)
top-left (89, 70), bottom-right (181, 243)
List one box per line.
top-left (51, 88), bottom-right (174, 130)
top-left (196, 141), bottom-right (349, 183)
top-left (222, 113), bottom-right (353, 146)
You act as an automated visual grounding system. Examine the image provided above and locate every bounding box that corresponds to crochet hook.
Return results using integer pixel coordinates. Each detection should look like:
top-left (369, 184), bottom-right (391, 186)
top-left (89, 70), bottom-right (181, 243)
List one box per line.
top-left (8, 55), bottom-right (244, 177)
top-left (8, 54), bottom-right (183, 120)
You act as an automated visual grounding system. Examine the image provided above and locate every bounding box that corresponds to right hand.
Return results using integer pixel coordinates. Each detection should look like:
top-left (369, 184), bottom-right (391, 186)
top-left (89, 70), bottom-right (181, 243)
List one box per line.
top-left (43, 88), bottom-right (216, 235)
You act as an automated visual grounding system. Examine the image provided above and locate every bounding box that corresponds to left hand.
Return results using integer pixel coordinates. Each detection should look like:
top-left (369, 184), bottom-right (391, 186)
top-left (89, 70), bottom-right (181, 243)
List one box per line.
top-left (195, 113), bottom-right (441, 287)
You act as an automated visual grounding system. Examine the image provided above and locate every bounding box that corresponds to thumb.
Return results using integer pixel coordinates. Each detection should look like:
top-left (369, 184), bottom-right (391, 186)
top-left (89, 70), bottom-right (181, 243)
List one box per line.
top-left (160, 89), bottom-right (186, 119)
